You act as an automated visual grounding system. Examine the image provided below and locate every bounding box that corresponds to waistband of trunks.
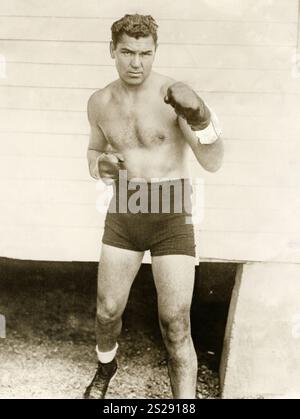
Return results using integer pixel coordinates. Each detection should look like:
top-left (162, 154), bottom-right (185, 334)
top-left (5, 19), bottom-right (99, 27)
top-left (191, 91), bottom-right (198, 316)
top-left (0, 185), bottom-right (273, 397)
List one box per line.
top-left (114, 177), bottom-right (192, 189)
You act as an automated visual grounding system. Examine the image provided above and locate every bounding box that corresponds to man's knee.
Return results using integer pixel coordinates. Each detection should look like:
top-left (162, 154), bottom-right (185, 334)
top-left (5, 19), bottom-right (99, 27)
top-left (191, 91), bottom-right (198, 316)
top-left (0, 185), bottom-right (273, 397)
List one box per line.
top-left (160, 309), bottom-right (191, 346)
top-left (96, 297), bottom-right (121, 326)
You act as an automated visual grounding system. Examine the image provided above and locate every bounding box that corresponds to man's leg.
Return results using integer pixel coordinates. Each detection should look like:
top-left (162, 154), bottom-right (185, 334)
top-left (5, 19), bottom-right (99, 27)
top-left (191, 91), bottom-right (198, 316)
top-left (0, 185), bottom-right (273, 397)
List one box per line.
top-left (96, 244), bottom-right (144, 351)
top-left (85, 244), bottom-right (144, 399)
top-left (152, 255), bottom-right (197, 399)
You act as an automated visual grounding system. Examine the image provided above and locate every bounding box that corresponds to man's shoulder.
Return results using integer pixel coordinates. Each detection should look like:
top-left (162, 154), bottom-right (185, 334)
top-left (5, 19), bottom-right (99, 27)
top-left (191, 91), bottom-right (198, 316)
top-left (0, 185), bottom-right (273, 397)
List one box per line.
top-left (87, 85), bottom-right (113, 111)
top-left (152, 72), bottom-right (177, 96)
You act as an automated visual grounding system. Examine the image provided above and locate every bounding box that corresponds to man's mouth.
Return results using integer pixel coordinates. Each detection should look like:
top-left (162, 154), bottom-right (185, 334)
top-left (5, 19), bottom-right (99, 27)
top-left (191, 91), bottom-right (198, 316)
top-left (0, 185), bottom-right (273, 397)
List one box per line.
top-left (128, 72), bottom-right (142, 76)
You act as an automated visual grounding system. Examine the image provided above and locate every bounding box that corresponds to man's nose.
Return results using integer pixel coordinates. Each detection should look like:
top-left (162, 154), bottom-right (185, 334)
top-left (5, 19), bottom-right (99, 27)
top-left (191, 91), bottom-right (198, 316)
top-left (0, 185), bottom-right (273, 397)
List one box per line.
top-left (130, 54), bottom-right (141, 69)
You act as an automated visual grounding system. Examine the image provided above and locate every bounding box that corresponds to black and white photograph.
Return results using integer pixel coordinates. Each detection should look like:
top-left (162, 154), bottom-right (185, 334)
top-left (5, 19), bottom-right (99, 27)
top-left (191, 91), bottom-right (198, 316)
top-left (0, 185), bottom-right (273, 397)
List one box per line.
top-left (0, 0), bottom-right (300, 400)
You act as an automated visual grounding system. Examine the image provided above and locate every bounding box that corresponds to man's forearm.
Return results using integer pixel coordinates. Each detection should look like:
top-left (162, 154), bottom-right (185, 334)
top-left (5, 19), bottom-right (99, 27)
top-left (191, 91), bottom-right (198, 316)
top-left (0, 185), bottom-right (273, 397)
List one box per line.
top-left (189, 135), bottom-right (224, 173)
top-left (87, 149), bottom-right (102, 179)
top-left (178, 117), bottom-right (224, 172)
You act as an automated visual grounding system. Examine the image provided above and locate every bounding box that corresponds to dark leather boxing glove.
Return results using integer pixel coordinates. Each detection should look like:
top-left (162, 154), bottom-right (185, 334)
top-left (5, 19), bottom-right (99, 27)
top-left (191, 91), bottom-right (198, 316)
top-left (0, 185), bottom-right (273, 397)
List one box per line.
top-left (96, 152), bottom-right (125, 184)
top-left (164, 82), bottom-right (211, 130)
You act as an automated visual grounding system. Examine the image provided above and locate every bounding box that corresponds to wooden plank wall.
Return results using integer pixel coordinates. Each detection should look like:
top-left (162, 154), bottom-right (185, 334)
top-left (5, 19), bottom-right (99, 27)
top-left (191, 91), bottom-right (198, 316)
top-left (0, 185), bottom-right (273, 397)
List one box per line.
top-left (0, 0), bottom-right (299, 263)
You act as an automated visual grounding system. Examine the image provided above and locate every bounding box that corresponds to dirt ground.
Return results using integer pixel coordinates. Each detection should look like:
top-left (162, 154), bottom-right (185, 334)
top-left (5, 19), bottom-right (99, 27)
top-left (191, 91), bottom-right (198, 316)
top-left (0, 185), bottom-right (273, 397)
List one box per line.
top-left (0, 259), bottom-right (236, 399)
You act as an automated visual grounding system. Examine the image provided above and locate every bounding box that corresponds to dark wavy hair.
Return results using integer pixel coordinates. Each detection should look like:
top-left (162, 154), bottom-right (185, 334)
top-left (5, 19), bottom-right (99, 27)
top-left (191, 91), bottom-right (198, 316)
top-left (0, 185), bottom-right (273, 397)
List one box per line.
top-left (111, 14), bottom-right (158, 47)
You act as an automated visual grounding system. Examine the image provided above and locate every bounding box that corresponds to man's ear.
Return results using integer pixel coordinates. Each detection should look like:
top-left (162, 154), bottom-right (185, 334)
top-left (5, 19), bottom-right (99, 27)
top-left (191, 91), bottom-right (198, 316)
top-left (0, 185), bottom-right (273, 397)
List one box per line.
top-left (110, 41), bottom-right (116, 59)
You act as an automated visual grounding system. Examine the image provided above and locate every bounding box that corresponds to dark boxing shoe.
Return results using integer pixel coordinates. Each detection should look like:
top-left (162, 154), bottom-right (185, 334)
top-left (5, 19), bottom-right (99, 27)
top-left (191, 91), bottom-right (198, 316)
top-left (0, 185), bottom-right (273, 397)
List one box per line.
top-left (84, 358), bottom-right (118, 399)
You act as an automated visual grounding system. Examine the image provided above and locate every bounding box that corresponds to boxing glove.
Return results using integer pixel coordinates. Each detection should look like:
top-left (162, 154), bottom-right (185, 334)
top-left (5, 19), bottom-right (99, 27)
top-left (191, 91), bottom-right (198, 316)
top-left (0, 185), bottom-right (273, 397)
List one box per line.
top-left (96, 152), bottom-right (125, 184)
top-left (164, 82), bottom-right (211, 130)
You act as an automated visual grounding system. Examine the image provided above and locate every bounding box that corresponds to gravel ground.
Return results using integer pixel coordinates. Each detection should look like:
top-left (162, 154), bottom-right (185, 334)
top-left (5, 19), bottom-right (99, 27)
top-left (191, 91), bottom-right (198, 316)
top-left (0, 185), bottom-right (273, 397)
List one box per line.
top-left (0, 259), bottom-right (235, 399)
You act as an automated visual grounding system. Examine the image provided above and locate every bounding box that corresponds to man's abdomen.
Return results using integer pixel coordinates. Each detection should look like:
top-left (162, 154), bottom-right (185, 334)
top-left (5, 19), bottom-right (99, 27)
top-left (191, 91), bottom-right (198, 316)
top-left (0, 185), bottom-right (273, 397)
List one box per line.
top-left (120, 143), bottom-right (190, 181)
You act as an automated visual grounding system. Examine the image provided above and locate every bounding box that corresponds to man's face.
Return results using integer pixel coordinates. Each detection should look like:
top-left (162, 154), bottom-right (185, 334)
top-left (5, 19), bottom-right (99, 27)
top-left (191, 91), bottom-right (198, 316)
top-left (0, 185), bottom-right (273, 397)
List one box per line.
top-left (110, 34), bottom-right (157, 86)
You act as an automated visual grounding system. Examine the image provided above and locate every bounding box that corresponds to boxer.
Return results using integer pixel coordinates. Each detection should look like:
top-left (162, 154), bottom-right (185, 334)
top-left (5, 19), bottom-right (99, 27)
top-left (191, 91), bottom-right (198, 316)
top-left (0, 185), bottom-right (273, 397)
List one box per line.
top-left (84, 14), bottom-right (223, 400)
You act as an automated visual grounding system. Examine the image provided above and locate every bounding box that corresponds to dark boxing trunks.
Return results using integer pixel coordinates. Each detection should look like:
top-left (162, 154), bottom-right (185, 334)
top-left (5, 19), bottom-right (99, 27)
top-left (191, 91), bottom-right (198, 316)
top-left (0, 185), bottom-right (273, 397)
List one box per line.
top-left (102, 178), bottom-right (196, 257)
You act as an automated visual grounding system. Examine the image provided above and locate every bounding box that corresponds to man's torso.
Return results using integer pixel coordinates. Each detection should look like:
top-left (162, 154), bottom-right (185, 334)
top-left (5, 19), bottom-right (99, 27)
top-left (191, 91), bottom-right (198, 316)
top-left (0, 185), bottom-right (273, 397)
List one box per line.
top-left (93, 72), bottom-right (191, 181)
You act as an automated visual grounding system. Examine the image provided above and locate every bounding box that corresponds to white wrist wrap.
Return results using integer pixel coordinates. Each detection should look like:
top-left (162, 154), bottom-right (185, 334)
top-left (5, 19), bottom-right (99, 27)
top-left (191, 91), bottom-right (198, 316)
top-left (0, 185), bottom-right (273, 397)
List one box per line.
top-left (195, 108), bottom-right (222, 145)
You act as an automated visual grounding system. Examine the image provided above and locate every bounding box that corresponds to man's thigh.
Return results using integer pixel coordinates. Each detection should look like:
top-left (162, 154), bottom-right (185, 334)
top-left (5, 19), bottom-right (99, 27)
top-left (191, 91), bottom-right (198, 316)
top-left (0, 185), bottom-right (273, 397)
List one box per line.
top-left (151, 255), bottom-right (196, 320)
top-left (97, 244), bottom-right (144, 310)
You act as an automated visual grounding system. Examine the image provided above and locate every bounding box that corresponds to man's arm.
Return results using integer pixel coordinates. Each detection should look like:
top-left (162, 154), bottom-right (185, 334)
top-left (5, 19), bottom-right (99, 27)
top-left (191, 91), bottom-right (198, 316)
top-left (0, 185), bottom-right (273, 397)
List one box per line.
top-left (164, 82), bottom-right (224, 172)
top-left (87, 92), bottom-right (125, 183)
top-left (87, 92), bottom-right (109, 179)
top-left (178, 116), bottom-right (224, 173)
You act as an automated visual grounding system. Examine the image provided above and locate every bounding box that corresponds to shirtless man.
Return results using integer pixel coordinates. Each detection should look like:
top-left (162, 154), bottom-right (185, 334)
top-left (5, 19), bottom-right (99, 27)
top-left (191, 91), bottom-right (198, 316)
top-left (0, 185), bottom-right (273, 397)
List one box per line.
top-left (84, 14), bottom-right (223, 399)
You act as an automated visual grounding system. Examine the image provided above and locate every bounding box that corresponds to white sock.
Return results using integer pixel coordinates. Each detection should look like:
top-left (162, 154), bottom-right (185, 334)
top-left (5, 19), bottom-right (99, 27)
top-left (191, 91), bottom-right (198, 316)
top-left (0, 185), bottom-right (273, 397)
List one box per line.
top-left (96, 343), bottom-right (118, 364)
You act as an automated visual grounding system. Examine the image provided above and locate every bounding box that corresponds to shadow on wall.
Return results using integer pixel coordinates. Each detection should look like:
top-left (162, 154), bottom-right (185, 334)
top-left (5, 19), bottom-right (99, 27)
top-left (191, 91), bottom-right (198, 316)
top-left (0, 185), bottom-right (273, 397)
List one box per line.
top-left (192, 263), bottom-right (237, 369)
top-left (0, 258), bottom-right (237, 370)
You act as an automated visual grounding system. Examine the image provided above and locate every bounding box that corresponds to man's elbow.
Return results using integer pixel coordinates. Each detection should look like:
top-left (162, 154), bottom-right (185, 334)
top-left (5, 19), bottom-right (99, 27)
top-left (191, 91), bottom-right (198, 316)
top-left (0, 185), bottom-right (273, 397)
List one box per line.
top-left (203, 159), bottom-right (222, 173)
top-left (207, 153), bottom-right (224, 172)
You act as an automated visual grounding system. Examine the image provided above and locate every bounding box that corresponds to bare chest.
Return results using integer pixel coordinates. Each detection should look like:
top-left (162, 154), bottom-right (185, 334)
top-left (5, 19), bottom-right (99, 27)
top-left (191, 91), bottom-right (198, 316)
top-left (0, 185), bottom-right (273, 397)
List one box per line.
top-left (99, 98), bottom-right (178, 149)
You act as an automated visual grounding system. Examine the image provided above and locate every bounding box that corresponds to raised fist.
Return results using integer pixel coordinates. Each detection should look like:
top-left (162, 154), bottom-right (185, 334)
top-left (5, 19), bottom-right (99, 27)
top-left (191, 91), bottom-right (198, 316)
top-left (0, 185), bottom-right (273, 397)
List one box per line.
top-left (96, 152), bottom-right (125, 184)
top-left (164, 82), bottom-right (210, 129)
